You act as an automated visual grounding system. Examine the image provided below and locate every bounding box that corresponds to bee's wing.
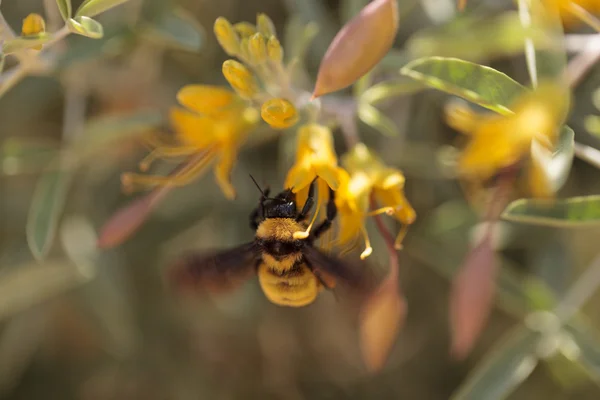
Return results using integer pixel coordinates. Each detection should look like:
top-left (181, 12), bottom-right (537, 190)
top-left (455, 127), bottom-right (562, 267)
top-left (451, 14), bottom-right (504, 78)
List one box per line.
top-left (168, 242), bottom-right (260, 295)
top-left (303, 246), bottom-right (377, 295)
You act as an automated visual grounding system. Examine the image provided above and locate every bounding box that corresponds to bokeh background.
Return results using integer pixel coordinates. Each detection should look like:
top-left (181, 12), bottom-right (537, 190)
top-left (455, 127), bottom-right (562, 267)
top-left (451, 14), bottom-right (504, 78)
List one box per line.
top-left (2, 0), bottom-right (600, 399)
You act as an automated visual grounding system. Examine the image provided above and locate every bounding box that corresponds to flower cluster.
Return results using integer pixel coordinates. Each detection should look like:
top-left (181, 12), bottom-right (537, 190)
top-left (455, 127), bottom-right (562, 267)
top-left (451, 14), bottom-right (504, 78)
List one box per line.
top-left (116, 10), bottom-right (414, 261)
top-left (445, 82), bottom-right (570, 199)
top-left (121, 85), bottom-right (259, 200)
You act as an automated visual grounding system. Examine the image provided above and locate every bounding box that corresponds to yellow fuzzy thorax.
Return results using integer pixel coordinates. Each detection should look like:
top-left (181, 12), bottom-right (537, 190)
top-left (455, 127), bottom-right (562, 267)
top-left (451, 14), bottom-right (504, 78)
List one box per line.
top-left (255, 218), bottom-right (305, 241)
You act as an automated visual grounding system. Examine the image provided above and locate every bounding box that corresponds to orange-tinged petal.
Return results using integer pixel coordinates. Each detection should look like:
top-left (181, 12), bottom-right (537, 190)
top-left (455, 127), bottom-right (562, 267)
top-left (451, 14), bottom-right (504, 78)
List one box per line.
top-left (214, 145), bottom-right (238, 200)
top-left (169, 107), bottom-right (217, 147)
top-left (176, 85), bottom-right (236, 116)
top-left (312, 0), bottom-right (399, 98)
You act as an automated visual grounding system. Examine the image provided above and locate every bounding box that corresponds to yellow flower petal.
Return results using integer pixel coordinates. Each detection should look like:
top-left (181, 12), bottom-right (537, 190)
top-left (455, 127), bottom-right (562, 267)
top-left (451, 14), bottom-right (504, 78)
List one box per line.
top-left (285, 163), bottom-right (316, 193)
top-left (314, 164), bottom-right (345, 191)
top-left (377, 168), bottom-right (405, 190)
top-left (169, 107), bottom-right (217, 148)
top-left (374, 187), bottom-right (416, 225)
top-left (176, 85), bottom-right (236, 116)
top-left (214, 145), bottom-right (238, 200)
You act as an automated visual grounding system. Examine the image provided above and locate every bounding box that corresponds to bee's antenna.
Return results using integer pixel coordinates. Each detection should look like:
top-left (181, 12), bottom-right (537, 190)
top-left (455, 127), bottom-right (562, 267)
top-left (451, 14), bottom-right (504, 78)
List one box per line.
top-left (249, 174), bottom-right (265, 196)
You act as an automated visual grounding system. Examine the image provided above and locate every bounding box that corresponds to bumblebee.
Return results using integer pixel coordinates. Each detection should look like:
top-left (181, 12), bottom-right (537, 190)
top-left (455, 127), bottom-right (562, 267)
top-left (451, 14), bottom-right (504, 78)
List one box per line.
top-left (169, 177), bottom-right (373, 307)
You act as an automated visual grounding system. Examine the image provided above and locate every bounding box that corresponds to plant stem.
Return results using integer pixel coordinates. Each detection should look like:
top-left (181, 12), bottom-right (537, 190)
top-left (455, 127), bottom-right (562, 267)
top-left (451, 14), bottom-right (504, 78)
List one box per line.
top-left (573, 141), bottom-right (600, 169)
top-left (555, 253), bottom-right (600, 322)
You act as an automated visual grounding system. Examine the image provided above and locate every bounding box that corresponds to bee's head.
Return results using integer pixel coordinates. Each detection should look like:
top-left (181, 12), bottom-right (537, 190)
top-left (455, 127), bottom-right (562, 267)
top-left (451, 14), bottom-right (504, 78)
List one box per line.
top-left (262, 188), bottom-right (297, 219)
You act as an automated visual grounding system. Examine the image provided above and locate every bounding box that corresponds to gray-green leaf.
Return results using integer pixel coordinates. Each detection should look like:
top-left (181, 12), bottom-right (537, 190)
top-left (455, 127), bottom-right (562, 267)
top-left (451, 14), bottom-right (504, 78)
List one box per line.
top-left (140, 8), bottom-right (204, 52)
top-left (75, 0), bottom-right (129, 18)
top-left (358, 103), bottom-right (398, 137)
top-left (67, 16), bottom-right (104, 39)
top-left (400, 57), bottom-right (527, 116)
top-left (451, 326), bottom-right (540, 400)
top-left (502, 195), bottom-right (600, 227)
top-left (56, 0), bottom-right (72, 20)
top-left (26, 170), bottom-right (74, 261)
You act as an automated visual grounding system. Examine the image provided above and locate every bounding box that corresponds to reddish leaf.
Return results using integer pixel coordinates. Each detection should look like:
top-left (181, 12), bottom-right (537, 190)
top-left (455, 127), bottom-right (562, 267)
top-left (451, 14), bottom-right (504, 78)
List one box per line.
top-left (450, 233), bottom-right (498, 359)
top-left (312, 0), bottom-right (399, 99)
top-left (97, 186), bottom-right (171, 249)
top-left (359, 263), bottom-right (406, 372)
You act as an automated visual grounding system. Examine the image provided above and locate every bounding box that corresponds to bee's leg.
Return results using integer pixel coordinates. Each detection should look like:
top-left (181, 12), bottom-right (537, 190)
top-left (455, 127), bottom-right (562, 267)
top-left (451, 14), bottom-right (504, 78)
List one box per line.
top-left (309, 187), bottom-right (337, 240)
top-left (250, 188), bottom-right (270, 230)
top-left (296, 178), bottom-right (317, 221)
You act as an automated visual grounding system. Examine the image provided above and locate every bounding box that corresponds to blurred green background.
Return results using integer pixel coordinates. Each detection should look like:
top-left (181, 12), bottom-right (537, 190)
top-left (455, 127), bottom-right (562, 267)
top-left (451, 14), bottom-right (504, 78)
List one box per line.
top-left (2, 0), bottom-right (600, 399)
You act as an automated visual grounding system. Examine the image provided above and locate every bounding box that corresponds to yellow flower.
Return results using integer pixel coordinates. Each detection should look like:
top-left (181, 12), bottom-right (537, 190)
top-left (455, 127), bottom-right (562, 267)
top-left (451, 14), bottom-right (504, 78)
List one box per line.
top-left (451, 82), bottom-right (569, 197)
top-left (121, 84), bottom-right (259, 200)
top-left (261, 98), bottom-right (299, 129)
top-left (22, 13), bottom-right (46, 50)
top-left (545, 0), bottom-right (600, 30)
top-left (335, 143), bottom-right (416, 259)
top-left (284, 123), bottom-right (348, 239)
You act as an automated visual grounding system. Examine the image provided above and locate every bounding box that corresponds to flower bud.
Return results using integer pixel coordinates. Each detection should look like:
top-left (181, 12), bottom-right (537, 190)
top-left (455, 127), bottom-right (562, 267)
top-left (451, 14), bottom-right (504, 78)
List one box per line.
top-left (248, 32), bottom-right (267, 64)
top-left (214, 17), bottom-right (240, 56)
top-left (222, 60), bottom-right (259, 99)
top-left (261, 98), bottom-right (299, 129)
top-left (22, 13), bottom-right (46, 36)
top-left (21, 13), bottom-right (46, 50)
top-left (257, 13), bottom-right (276, 37)
top-left (312, 0), bottom-right (399, 99)
top-left (267, 36), bottom-right (283, 63)
top-left (234, 22), bottom-right (257, 38)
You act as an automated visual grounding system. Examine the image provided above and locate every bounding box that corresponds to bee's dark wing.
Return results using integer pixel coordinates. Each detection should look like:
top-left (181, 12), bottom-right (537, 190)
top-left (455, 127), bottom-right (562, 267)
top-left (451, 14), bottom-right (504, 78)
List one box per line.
top-left (168, 242), bottom-right (260, 295)
top-left (303, 246), bottom-right (377, 295)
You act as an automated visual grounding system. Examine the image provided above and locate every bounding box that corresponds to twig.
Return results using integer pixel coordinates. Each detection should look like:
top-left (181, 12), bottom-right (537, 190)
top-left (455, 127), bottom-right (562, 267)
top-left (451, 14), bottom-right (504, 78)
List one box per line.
top-left (573, 141), bottom-right (600, 169)
top-left (43, 0), bottom-right (63, 31)
top-left (555, 253), bottom-right (600, 322)
top-left (565, 39), bottom-right (600, 87)
top-left (370, 196), bottom-right (399, 281)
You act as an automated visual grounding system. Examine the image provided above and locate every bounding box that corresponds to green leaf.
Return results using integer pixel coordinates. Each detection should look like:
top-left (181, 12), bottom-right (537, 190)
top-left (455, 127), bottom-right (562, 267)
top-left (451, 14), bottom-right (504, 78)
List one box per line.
top-left (358, 103), bottom-right (398, 137)
top-left (359, 79), bottom-right (424, 105)
top-left (406, 12), bottom-right (554, 64)
top-left (400, 57), bottom-right (527, 116)
top-left (27, 170), bottom-right (74, 261)
top-left (502, 195), bottom-right (600, 227)
top-left (67, 16), bottom-right (104, 39)
top-left (26, 111), bottom-right (162, 261)
top-left (530, 125), bottom-right (574, 193)
top-left (451, 326), bottom-right (540, 400)
top-left (2, 33), bottom-right (52, 54)
top-left (140, 7), bottom-right (204, 52)
top-left (75, 0), bottom-right (129, 18)
top-left (56, 0), bottom-right (72, 20)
